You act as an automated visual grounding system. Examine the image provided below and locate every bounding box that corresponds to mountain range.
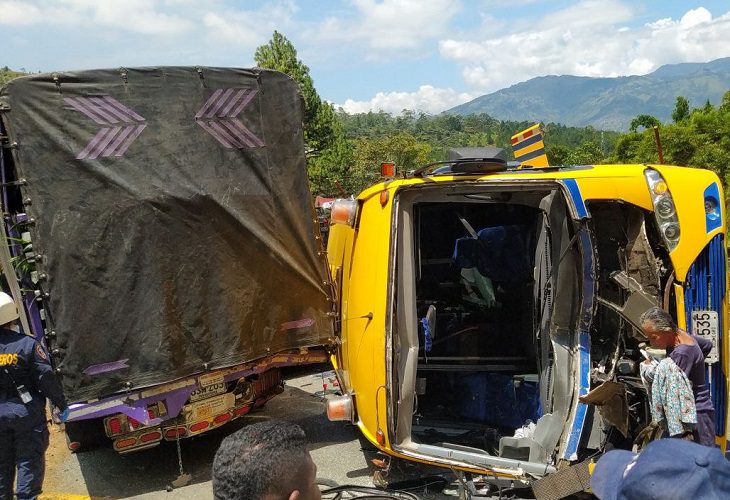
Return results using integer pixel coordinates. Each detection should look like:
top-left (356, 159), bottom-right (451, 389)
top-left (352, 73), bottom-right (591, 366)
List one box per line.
top-left (446, 58), bottom-right (730, 131)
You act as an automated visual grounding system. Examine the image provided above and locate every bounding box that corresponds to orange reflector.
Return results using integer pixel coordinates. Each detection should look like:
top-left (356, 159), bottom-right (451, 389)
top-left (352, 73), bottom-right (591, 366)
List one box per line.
top-left (164, 427), bottom-right (187, 439)
top-left (189, 421), bottom-right (210, 433)
top-left (376, 428), bottom-right (386, 445)
top-left (380, 191), bottom-right (389, 207)
top-left (213, 413), bottom-right (231, 425)
top-left (330, 199), bottom-right (357, 227)
top-left (115, 437), bottom-right (137, 450)
top-left (326, 394), bottom-right (353, 422)
top-left (652, 181), bottom-right (668, 195)
top-left (380, 162), bottom-right (395, 178)
top-left (233, 405), bottom-right (252, 417)
top-left (140, 430), bottom-right (162, 443)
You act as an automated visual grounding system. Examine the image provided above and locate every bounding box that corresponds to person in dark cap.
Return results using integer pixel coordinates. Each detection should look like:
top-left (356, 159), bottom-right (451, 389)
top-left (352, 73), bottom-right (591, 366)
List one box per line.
top-left (591, 438), bottom-right (730, 499)
top-left (212, 419), bottom-right (321, 500)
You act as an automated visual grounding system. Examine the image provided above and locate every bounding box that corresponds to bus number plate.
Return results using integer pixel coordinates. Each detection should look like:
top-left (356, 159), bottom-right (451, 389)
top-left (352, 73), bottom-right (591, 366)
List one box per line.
top-left (691, 310), bottom-right (719, 364)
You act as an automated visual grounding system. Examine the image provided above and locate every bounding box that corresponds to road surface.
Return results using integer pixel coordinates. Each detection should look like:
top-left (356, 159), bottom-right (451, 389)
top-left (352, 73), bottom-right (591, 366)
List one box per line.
top-left (41, 365), bottom-right (460, 499)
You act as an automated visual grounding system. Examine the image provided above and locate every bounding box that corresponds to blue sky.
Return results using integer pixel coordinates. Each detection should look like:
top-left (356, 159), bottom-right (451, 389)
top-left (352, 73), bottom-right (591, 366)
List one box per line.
top-left (2, 1), bottom-right (729, 113)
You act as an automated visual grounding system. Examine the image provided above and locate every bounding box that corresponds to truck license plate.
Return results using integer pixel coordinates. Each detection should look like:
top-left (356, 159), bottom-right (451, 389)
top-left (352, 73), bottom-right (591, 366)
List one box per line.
top-left (189, 381), bottom-right (227, 403)
top-left (190, 393), bottom-right (235, 421)
top-left (691, 310), bottom-right (719, 364)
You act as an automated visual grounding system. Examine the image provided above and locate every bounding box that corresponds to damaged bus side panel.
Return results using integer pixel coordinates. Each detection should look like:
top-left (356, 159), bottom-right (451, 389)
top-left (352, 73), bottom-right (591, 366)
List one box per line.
top-left (327, 162), bottom-right (728, 491)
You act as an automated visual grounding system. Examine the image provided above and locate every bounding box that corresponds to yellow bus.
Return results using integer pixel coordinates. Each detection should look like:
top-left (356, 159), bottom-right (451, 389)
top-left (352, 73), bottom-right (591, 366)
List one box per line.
top-left (325, 142), bottom-right (727, 492)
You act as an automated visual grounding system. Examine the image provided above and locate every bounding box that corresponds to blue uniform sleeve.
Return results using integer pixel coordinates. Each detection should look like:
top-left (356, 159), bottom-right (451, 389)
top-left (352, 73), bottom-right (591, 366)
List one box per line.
top-left (30, 339), bottom-right (68, 411)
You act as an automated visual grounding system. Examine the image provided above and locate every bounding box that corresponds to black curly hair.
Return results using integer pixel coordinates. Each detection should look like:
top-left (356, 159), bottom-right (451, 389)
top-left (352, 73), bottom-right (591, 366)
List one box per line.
top-left (212, 419), bottom-right (310, 500)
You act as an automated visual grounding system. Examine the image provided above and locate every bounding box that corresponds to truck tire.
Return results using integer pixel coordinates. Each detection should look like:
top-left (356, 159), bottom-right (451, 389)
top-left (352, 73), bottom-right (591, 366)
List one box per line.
top-left (64, 418), bottom-right (108, 453)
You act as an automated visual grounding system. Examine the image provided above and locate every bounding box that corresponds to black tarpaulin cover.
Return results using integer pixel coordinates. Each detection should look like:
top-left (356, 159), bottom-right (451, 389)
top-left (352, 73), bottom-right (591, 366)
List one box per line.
top-left (0, 67), bottom-right (334, 403)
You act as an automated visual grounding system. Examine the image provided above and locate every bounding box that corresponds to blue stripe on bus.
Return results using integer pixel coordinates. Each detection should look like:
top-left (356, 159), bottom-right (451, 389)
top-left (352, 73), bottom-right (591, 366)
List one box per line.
top-left (562, 179), bottom-right (588, 219)
top-left (563, 331), bottom-right (591, 459)
top-left (685, 234), bottom-right (726, 436)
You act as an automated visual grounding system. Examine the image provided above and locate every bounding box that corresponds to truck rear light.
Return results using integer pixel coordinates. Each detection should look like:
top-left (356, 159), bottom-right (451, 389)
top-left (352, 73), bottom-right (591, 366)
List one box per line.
top-left (164, 427), bottom-right (187, 439)
top-left (139, 430), bottom-right (162, 443)
top-left (107, 417), bottom-right (123, 435)
top-left (213, 413), bottom-right (231, 425)
top-left (67, 441), bottom-right (81, 452)
top-left (128, 418), bottom-right (141, 430)
top-left (233, 405), bottom-right (251, 417)
top-left (189, 421), bottom-right (209, 433)
top-left (326, 394), bottom-right (354, 422)
top-left (114, 437), bottom-right (138, 451)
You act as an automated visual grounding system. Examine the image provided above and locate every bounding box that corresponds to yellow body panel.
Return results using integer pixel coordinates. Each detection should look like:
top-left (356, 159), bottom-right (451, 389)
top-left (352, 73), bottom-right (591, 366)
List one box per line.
top-left (653, 165), bottom-right (725, 281)
top-left (327, 191), bottom-right (392, 447)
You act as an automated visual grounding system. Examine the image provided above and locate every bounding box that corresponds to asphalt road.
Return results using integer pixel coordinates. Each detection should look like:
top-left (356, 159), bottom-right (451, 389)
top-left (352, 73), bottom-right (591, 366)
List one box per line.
top-left (41, 365), bottom-right (461, 500)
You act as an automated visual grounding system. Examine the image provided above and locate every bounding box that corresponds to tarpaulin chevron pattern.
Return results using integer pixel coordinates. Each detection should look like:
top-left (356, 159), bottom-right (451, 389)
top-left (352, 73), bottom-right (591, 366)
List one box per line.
top-left (64, 96), bottom-right (146, 159)
top-left (195, 88), bottom-right (264, 149)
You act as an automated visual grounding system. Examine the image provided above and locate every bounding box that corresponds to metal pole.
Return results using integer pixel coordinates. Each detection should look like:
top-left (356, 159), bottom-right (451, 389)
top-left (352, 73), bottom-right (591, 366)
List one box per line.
top-left (653, 126), bottom-right (665, 164)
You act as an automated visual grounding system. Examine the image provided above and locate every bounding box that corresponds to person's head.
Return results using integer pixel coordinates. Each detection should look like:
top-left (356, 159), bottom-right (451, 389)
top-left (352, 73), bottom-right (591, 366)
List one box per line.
top-left (591, 438), bottom-right (730, 500)
top-left (639, 307), bottom-right (677, 349)
top-left (0, 292), bottom-right (19, 330)
top-left (212, 420), bottom-right (320, 500)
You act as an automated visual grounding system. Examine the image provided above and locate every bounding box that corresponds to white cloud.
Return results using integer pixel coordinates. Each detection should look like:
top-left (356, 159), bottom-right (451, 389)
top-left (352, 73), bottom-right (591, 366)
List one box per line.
top-left (202, 1), bottom-right (297, 47)
top-left (0, 1), bottom-right (42, 25)
top-left (0, 0), bottom-right (193, 35)
top-left (337, 85), bottom-right (476, 114)
top-left (439, 2), bottom-right (730, 93)
top-left (308, 0), bottom-right (461, 56)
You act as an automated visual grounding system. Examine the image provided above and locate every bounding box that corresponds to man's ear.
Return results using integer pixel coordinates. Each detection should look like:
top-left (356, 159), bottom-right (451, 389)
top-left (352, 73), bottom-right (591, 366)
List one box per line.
top-left (288, 490), bottom-right (301, 500)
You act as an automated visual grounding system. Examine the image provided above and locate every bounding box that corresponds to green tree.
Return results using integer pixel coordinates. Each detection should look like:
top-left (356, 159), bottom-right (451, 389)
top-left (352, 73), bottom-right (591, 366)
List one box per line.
top-left (720, 90), bottom-right (730, 113)
top-left (349, 133), bottom-right (432, 193)
top-left (565, 141), bottom-right (604, 165)
top-left (546, 145), bottom-right (570, 165)
top-left (629, 114), bottom-right (660, 133)
top-left (307, 120), bottom-right (355, 195)
top-left (254, 31), bottom-right (336, 154)
top-left (672, 96), bottom-right (690, 123)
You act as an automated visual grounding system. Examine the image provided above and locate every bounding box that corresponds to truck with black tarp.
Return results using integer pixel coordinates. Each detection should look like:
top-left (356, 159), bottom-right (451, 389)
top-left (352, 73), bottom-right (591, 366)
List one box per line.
top-left (0, 67), bottom-right (336, 452)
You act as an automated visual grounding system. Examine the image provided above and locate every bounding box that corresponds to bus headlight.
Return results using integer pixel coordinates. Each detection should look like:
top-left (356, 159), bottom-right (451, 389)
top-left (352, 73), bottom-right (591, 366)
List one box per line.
top-left (645, 169), bottom-right (680, 251)
top-left (661, 222), bottom-right (680, 242)
top-left (656, 196), bottom-right (676, 218)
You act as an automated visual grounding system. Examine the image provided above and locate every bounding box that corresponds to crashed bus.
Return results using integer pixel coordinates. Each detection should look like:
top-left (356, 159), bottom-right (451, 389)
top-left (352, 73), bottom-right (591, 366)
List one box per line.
top-left (0, 67), bottom-right (335, 453)
top-left (325, 126), bottom-right (728, 493)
